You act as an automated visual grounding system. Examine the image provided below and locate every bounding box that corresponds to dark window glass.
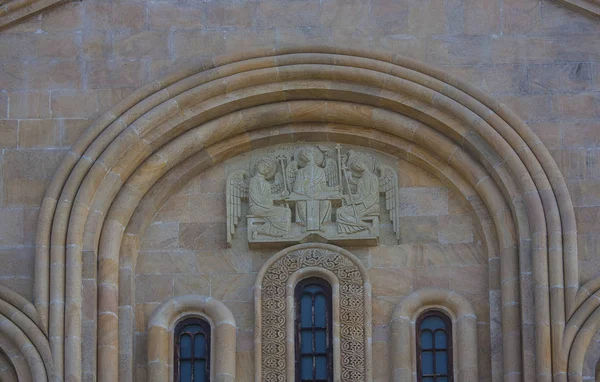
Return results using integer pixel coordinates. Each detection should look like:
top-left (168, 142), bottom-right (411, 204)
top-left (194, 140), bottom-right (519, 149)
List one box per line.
top-left (174, 317), bottom-right (210, 382)
top-left (295, 278), bottom-right (333, 382)
top-left (417, 311), bottom-right (453, 382)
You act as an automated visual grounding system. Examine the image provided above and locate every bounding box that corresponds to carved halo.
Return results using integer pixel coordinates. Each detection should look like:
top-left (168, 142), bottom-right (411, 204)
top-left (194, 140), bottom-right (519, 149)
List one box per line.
top-left (294, 145), bottom-right (325, 166)
top-left (250, 157), bottom-right (278, 178)
top-left (346, 150), bottom-right (375, 173)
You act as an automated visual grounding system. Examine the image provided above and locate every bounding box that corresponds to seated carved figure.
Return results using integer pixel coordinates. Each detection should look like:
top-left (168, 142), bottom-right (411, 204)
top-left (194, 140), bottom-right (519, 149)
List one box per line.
top-left (292, 148), bottom-right (332, 228)
top-left (249, 159), bottom-right (291, 238)
top-left (337, 160), bottom-right (380, 234)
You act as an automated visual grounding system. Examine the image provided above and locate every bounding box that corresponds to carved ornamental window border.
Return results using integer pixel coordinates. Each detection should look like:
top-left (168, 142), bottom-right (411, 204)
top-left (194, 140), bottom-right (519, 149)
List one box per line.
top-left (255, 243), bottom-right (373, 382)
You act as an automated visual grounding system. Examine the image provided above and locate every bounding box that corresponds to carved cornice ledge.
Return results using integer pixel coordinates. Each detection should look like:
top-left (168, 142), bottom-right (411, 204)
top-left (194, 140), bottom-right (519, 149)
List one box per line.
top-left (0, 0), bottom-right (69, 30)
top-left (557, 0), bottom-right (600, 17)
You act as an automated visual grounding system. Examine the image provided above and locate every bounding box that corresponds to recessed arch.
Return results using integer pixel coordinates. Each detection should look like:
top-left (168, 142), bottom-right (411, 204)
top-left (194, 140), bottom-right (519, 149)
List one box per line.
top-left (31, 45), bottom-right (587, 382)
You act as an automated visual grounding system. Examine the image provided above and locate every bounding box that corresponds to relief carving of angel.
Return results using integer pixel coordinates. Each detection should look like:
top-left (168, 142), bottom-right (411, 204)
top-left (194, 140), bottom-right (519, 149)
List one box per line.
top-left (226, 158), bottom-right (291, 244)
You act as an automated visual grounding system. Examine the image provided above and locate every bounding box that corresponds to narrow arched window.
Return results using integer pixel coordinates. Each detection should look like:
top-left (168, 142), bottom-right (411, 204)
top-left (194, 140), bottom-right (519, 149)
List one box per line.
top-left (417, 311), bottom-right (453, 382)
top-left (174, 317), bottom-right (211, 382)
top-left (295, 277), bottom-right (333, 382)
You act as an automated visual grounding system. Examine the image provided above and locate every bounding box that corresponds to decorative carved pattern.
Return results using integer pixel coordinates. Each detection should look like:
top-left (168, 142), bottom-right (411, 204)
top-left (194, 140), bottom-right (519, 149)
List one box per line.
top-left (261, 247), bottom-right (366, 381)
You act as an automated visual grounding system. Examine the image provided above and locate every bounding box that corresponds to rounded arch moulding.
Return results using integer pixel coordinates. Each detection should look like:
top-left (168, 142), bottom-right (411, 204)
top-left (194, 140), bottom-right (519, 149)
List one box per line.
top-left (31, 45), bottom-right (594, 382)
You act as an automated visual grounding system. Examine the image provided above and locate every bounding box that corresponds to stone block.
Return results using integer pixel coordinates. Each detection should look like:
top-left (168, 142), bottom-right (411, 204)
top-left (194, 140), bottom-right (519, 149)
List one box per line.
top-left (413, 265), bottom-right (449, 290)
top-left (4, 178), bottom-right (48, 207)
top-left (0, 121), bottom-right (17, 149)
top-left (147, 4), bottom-right (205, 29)
top-left (0, 208), bottom-right (24, 246)
top-left (408, 0), bottom-right (446, 37)
top-left (18, 119), bottom-right (60, 148)
top-left (398, 187), bottom-right (448, 216)
top-left (41, 2), bottom-right (84, 31)
top-left (0, 247), bottom-right (33, 277)
top-left (84, 2), bottom-right (111, 30)
top-left (154, 193), bottom-right (190, 223)
top-left (140, 222), bottom-right (179, 251)
top-left (0, 95), bottom-right (7, 119)
top-left (203, 2), bottom-right (256, 28)
top-left (135, 274), bottom-right (173, 303)
top-left (210, 273), bottom-right (255, 302)
top-left (438, 214), bottom-right (474, 244)
top-left (463, 0), bottom-right (501, 35)
top-left (427, 36), bottom-right (491, 65)
top-left (7, 91), bottom-right (50, 119)
top-left (179, 222), bottom-right (226, 250)
top-left (368, 267), bottom-right (413, 296)
top-left (446, 64), bottom-right (529, 95)
top-left (3, 148), bottom-right (65, 179)
top-left (490, 37), bottom-right (551, 64)
top-left (27, 59), bottom-right (82, 90)
top-left (276, 27), bottom-right (334, 48)
top-left (136, 250), bottom-right (196, 275)
top-left (60, 119), bottom-right (89, 147)
top-left (86, 60), bottom-right (145, 89)
top-left (398, 216), bottom-right (439, 243)
top-left (499, 94), bottom-right (551, 121)
top-left (51, 90), bottom-right (99, 118)
top-left (257, 0), bottom-right (321, 28)
top-left (568, 179), bottom-right (600, 207)
top-left (224, 29), bottom-right (276, 53)
top-left (0, 60), bottom-right (28, 91)
top-left (370, 0), bottom-right (409, 35)
top-left (562, 121), bottom-right (600, 149)
top-left (223, 301), bottom-right (254, 331)
top-left (82, 30), bottom-right (112, 60)
top-left (541, 2), bottom-right (600, 35)
top-left (173, 273), bottom-right (210, 296)
top-left (527, 121), bottom-right (562, 150)
top-left (551, 93), bottom-right (600, 118)
top-left (370, 244), bottom-right (418, 268)
top-left (503, 0), bottom-right (541, 34)
top-left (113, 30), bottom-right (170, 59)
top-left (320, 0), bottom-right (370, 28)
top-left (189, 193), bottom-right (226, 223)
top-left (529, 63), bottom-right (592, 93)
top-left (110, 4), bottom-right (145, 30)
top-left (171, 30), bottom-right (225, 59)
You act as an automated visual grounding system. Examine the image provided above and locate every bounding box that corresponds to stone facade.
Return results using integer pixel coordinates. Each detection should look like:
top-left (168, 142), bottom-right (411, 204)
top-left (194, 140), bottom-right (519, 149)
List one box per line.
top-left (0, 1), bottom-right (598, 382)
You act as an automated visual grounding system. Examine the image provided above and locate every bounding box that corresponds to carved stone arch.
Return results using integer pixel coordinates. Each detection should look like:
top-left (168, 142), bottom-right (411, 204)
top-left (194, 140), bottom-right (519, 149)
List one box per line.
top-left (146, 294), bottom-right (236, 382)
top-left (254, 243), bottom-right (372, 382)
top-left (390, 288), bottom-right (478, 381)
top-left (0, 285), bottom-right (55, 382)
top-left (30, 46), bottom-right (587, 382)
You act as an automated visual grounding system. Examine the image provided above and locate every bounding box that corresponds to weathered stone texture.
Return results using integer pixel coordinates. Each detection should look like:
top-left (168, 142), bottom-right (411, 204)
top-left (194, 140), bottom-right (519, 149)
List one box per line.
top-left (0, 0), bottom-right (598, 380)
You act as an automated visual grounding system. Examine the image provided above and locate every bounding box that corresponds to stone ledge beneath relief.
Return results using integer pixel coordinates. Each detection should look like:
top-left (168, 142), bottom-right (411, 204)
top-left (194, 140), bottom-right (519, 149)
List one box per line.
top-left (247, 215), bottom-right (380, 248)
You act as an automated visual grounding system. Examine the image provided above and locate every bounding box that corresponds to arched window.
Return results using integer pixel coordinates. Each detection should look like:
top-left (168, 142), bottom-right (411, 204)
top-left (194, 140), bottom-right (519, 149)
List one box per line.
top-left (295, 277), bottom-right (333, 382)
top-left (174, 317), bottom-right (211, 382)
top-left (416, 311), bottom-right (453, 382)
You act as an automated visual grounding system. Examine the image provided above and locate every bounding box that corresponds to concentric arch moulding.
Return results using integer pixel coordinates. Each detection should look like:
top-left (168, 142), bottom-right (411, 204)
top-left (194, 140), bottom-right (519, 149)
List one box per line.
top-left (226, 143), bottom-right (402, 248)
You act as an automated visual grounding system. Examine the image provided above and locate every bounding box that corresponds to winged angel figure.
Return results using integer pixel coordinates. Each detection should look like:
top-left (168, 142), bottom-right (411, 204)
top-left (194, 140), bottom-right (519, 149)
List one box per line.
top-left (336, 151), bottom-right (401, 240)
top-left (226, 158), bottom-right (290, 244)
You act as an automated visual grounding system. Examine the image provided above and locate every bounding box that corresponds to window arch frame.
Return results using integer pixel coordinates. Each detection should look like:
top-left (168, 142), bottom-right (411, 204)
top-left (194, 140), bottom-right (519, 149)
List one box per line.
top-left (415, 309), bottom-right (453, 382)
top-left (294, 277), bottom-right (334, 382)
top-left (174, 316), bottom-right (212, 382)
top-left (146, 294), bottom-right (236, 382)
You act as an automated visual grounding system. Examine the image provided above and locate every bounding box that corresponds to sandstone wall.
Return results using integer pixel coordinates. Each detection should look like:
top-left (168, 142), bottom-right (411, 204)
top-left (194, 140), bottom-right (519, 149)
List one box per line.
top-left (0, 0), bottom-right (599, 381)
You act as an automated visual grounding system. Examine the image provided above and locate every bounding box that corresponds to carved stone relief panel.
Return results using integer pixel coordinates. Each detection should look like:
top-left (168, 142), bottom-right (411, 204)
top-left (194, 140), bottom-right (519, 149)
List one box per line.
top-left (226, 144), bottom-right (400, 247)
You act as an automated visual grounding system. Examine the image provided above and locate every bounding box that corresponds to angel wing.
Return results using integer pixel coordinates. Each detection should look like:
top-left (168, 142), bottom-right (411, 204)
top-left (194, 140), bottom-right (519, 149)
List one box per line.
top-left (270, 172), bottom-right (285, 194)
top-left (226, 170), bottom-right (249, 245)
top-left (286, 160), bottom-right (299, 191)
top-left (324, 158), bottom-right (339, 188)
top-left (378, 164), bottom-right (400, 241)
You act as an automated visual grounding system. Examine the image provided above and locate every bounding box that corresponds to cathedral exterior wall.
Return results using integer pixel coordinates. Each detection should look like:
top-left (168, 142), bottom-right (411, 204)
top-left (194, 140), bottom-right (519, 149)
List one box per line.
top-left (0, 1), bottom-right (599, 381)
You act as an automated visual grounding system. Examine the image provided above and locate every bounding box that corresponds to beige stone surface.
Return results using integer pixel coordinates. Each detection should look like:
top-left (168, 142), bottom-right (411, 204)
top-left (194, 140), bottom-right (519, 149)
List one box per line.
top-left (0, 0), bottom-right (598, 380)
